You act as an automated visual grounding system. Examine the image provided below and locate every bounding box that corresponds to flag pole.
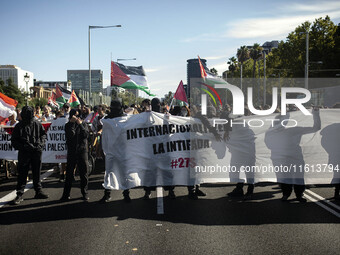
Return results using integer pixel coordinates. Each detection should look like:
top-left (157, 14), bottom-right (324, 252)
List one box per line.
top-left (169, 98), bottom-right (174, 110)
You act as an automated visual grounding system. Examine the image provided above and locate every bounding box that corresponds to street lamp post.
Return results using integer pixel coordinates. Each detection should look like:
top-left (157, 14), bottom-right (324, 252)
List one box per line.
top-left (299, 31), bottom-right (309, 89)
top-left (24, 72), bottom-right (30, 105)
top-left (305, 31), bottom-right (309, 89)
top-left (89, 25), bottom-right (121, 106)
top-left (263, 51), bottom-right (267, 106)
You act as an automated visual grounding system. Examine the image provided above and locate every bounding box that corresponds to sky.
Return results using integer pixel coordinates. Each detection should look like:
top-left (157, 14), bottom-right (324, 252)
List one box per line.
top-left (1, 0), bottom-right (340, 99)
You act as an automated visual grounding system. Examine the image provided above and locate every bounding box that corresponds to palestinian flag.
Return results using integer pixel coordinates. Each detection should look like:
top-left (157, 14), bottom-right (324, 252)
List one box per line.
top-left (56, 85), bottom-right (67, 107)
top-left (68, 90), bottom-right (80, 108)
top-left (48, 92), bottom-right (59, 108)
top-left (56, 84), bottom-right (85, 106)
top-left (198, 55), bottom-right (227, 86)
top-left (111, 61), bottom-right (155, 96)
top-left (198, 55), bottom-right (225, 107)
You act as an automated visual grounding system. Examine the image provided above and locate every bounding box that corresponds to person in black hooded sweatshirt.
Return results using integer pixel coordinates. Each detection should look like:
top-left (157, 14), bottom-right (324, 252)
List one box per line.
top-left (11, 106), bottom-right (49, 205)
top-left (100, 100), bottom-right (132, 203)
top-left (60, 108), bottom-right (90, 201)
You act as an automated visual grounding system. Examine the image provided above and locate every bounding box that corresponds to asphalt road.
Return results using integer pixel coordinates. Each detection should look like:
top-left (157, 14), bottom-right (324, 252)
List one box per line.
top-left (0, 162), bottom-right (339, 255)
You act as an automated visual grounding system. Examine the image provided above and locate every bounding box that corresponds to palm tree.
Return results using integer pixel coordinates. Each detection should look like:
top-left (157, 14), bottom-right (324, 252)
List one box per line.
top-left (249, 43), bottom-right (263, 78)
top-left (227, 57), bottom-right (237, 78)
top-left (210, 68), bottom-right (218, 75)
top-left (237, 46), bottom-right (250, 90)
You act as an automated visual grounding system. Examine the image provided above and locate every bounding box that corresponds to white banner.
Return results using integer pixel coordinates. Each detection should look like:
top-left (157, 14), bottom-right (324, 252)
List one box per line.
top-left (0, 117), bottom-right (68, 163)
top-left (42, 117), bottom-right (67, 163)
top-left (0, 126), bottom-right (17, 160)
top-left (102, 110), bottom-right (340, 190)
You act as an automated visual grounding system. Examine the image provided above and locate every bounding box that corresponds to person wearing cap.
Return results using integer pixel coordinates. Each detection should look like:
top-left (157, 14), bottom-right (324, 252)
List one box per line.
top-left (11, 106), bottom-right (49, 205)
top-left (60, 109), bottom-right (90, 201)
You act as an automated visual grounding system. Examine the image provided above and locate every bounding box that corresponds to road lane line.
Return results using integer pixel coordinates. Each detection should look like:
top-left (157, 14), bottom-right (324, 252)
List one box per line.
top-left (305, 189), bottom-right (340, 211)
top-left (304, 193), bottom-right (340, 219)
top-left (0, 169), bottom-right (54, 208)
top-left (156, 186), bottom-right (164, 214)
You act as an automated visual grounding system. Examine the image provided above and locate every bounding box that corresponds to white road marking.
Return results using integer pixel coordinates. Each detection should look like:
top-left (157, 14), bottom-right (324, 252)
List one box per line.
top-left (156, 186), bottom-right (164, 215)
top-left (0, 169), bottom-right (54, 208)
top-left (305, 189), bottom-right (340, 211)
top-left (304, 193), bottom-right (340, 219)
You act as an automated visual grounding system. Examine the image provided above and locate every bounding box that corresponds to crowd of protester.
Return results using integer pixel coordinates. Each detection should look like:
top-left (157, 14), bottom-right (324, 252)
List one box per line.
top-left (0, 98), bottom-right (339, 205)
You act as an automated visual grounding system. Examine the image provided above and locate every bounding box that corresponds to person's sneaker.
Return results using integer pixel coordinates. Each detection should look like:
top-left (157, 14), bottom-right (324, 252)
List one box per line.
top-left (82, 194), bottom-right (90, 201)
top-left (227, 188), bottom-right (244, 197)
top-left (60, 195), bottom-right (71, 201)
top-left (168, 190), bottom-right (176, 199)
top-left (281, 195), bottom-right (289, 202)
top-left (123, 194), bottom-right (131, 203)
top-left (34, 192), bottom-right (49, 199)
top-left (296, 196), bottom-right (307, 203)
top-left (188, 192), bottom-right (198, 200)
top-left (143, 191), bottom-right (151, 200)
top-left (12, 195), bottom-right (23, 205)
top-left (195, 189), bottom-right (206, 197)
top-left (100, 194), bottom-right (111, 203)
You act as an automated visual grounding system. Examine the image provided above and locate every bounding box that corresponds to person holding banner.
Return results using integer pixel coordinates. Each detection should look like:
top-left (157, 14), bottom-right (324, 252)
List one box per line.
top-left (11, 106), bottom-right (49, 205)
top-left (4, 111), bottom-right (19, 178)
top-left (100, 100), bottom-right (131, 203)
top-left (265, 107), bottom-right (321, 203)
top-left (60, 109), bottom-right (90, 201)
top-left (143, 98), bottom-right (176, 199)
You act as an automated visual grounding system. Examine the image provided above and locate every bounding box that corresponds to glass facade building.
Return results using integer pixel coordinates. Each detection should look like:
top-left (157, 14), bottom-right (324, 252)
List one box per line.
top-left (67, 69), bottom-right (103, 94)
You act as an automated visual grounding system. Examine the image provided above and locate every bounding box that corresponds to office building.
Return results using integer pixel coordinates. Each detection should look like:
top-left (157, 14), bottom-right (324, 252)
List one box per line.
top-left (67, 69), bottom-right (103, 94)
top-left (0, 65), bottom-right (34, 93)
top-left (187, 58), bottom-right (207, 99)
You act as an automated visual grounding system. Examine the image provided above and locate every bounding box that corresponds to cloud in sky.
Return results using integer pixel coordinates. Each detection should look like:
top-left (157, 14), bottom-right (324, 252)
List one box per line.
top-left (226, 11), bottom-right (340, 39)
top-left (205, 55), bottom-right (227, 60)
top-left (210, 62), bottom-right (228, 75)
top-left (284, 1), bottom-right (340, 13)
top-left (182, 1), bottom-right (340, 42)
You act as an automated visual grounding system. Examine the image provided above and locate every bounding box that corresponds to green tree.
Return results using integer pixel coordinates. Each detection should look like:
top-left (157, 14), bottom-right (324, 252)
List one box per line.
top-left (249, 43), bottom-right (263, 78)
top-left (266, 16), bottom-right (339, 79)
top-left (237, 46), bottom-right (250, 90)
top-left (0, 78), bottom-right (26, 107)
top-left (29, 98), bottom-right (48, 109)
top-left (227, 57), bottom-right (238, 78)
